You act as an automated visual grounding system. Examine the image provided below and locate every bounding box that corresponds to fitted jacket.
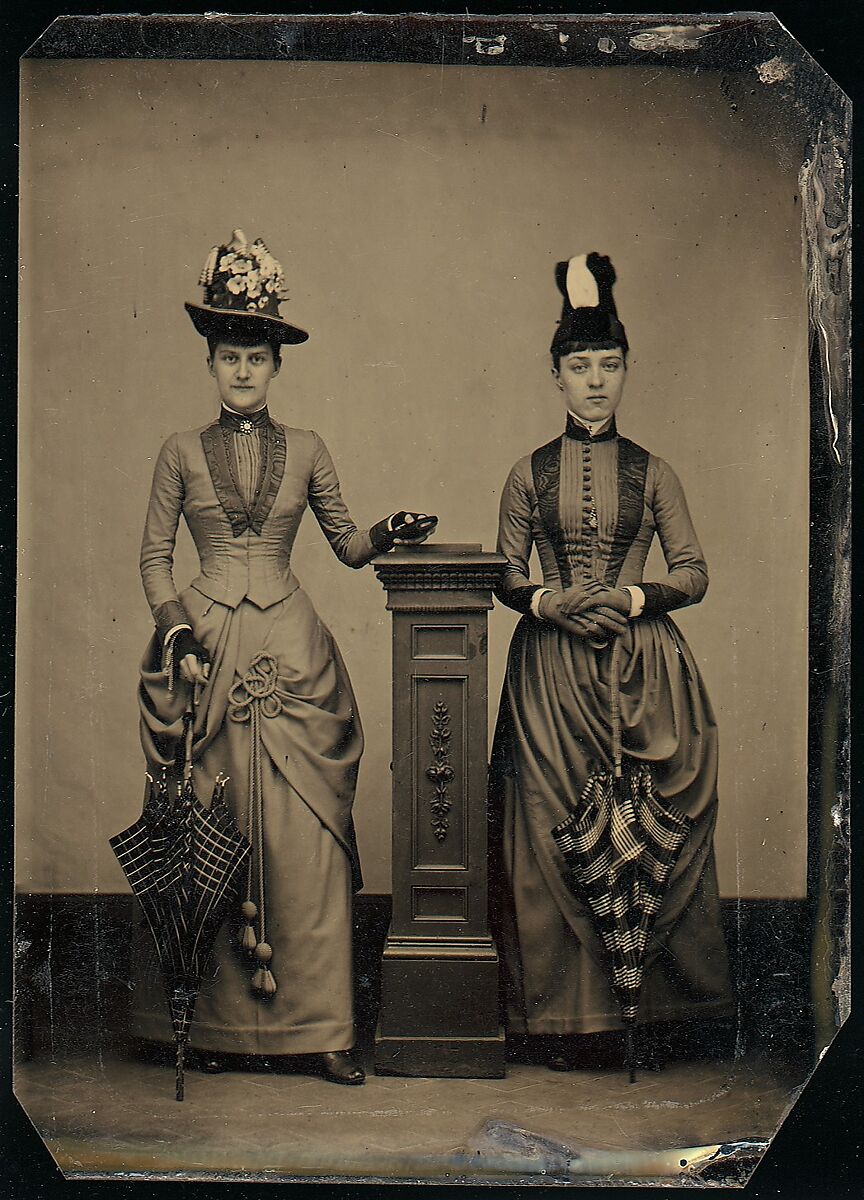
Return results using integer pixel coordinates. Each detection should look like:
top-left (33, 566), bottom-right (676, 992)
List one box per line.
top-left (495, 416), bottom-right (708, 618)
top-left (140, 419), bottom-right (376, 639)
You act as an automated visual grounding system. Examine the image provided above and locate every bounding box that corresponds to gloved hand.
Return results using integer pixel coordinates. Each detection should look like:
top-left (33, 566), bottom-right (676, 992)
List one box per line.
top-left (538, 591), bottom-right (628, 642)
top-left (173, 629), bottom-right (211, 686)
top-left (370, 511), bottom-right (438, 552)
top-left (582, 586), bottom-right (632, 616)
top-left (556, 580), bottom-right (608, 618)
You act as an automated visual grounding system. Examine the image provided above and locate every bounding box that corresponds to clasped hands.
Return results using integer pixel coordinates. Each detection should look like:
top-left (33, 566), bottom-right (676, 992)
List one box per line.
top-left (537, 579), bottom-right (631, 643)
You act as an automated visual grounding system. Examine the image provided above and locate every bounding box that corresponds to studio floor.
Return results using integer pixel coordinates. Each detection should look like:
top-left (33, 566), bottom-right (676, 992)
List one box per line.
top-left (14, 1045), bottom-right (807, 1186)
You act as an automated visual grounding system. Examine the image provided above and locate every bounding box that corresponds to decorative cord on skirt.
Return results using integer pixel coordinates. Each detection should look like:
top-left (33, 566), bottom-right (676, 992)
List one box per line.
top-left (228, 650), bottom-right (293, 998)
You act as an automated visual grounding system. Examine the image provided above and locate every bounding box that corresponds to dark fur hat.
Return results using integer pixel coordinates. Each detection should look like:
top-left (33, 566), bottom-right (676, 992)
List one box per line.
top-left (550, 253), bottom-right (628, 355)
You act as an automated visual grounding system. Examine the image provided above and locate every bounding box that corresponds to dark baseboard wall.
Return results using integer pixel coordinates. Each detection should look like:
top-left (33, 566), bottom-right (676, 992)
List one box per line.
top-left (13, 893), bottom-right (814, 1067)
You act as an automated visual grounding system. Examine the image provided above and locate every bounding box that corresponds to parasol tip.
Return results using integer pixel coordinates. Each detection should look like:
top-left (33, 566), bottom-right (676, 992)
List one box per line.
top-left (176, 1042), bottom-right (186, 1102)
top-left (625, 1022), bottom-right (637, 1084)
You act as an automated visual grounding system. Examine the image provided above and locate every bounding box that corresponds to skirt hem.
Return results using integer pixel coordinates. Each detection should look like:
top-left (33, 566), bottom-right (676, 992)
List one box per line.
top-left (508, 997), bottom-right (737, 1036)
top-left (133, 1017), bottom-right (355, 1055)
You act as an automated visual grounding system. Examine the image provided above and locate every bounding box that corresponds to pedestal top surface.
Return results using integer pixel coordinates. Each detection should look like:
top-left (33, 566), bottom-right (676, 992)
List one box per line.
top-left (373, 543), bottom-right (507, 569)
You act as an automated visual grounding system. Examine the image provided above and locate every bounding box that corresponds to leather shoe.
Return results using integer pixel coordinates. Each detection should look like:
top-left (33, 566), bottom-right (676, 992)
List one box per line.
top-left (317, 1050), bottom-right (365, 1086)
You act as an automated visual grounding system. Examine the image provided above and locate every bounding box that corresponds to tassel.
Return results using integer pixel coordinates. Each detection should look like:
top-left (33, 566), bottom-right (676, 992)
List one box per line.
top-left (239, 899), bottom-right (258, 950)
top-left (251, 942), bottom-right (277, 996)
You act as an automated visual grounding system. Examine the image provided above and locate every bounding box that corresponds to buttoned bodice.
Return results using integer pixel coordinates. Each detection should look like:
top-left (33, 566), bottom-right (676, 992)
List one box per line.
top-left (140, 421), bottom-right (375, 628)
top-left (495, 424), bottom-right (708, 618)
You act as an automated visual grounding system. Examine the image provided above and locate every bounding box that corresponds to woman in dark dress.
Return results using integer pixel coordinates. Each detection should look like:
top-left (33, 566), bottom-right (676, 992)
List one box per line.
top-left (489, 253), bottom-right (734, 1070)
top-left (133, 230), bottom-right (435, 1085)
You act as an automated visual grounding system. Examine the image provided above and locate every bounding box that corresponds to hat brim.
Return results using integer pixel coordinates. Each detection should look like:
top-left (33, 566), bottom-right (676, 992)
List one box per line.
top-left (185, 302), bottom-right (309, 345)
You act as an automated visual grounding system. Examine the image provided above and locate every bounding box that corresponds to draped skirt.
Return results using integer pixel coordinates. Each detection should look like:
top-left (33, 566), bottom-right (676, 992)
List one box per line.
top-left (131, 584), bottom-right (362, 1055)
top-left (489, 615), bottom-right (734, 1036)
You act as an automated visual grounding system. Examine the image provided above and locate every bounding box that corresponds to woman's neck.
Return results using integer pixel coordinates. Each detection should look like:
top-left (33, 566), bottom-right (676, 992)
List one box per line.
top-left (221, 400), bottom-right (268, 416)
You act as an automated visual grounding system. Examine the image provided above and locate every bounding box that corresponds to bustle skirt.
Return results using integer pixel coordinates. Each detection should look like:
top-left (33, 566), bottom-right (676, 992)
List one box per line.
top-left (489, 614), bottom-right (735, 1036)
top-left (131, 583), bottom-right (363, 1056)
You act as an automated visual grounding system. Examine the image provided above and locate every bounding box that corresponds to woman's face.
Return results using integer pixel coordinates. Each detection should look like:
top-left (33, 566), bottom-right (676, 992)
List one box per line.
top-left (552, 347), bottom-right (626, 424)
top-left (209, 341), bottom-right (280, 412)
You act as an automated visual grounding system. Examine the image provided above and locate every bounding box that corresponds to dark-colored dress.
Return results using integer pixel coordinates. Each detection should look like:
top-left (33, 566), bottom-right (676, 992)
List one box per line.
top-left (490, 414), bottom-right (734, 1036)
top-left (132, 408), bottom-right (376, 1055)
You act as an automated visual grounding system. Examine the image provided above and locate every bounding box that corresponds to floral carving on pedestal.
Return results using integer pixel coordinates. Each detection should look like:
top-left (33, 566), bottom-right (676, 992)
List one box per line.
top-left (426, 700), bottom-right (455, 841)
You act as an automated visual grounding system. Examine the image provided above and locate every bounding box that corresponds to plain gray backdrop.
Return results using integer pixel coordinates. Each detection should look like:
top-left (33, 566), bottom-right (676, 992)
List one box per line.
top-left (18, 58), bottom-right (808, 896)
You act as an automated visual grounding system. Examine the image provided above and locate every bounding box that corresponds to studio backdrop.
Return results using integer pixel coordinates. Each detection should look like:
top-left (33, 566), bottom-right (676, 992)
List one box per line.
top-left (18, 58), bottom-right (808, 897)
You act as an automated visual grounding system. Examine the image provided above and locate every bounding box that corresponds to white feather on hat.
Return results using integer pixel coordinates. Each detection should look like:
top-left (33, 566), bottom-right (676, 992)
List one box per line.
top-left (565, 254), bottom-right (601, 309)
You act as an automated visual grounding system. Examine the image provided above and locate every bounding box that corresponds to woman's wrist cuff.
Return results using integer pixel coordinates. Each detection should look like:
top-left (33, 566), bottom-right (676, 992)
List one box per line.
top-left (623, 585), bottom-right (645, 618)
top-left (530, 588), bottom-right (554, 619)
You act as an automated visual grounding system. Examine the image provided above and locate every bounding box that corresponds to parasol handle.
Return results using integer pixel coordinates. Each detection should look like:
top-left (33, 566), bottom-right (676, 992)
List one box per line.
top-left (182, 683), bottom-right (201, 783)
top-left (610, 636), bottom-right (623, 779)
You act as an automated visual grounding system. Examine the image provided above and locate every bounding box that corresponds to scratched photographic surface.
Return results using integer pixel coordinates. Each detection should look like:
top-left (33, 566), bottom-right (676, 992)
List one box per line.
top-left (14, 13), bottom-right (849, 1188)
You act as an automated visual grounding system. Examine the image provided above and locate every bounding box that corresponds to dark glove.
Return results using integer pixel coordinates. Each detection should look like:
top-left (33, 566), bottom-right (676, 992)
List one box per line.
top-left (172, 629), bottom-right (211, 684)
top-left (173, 629), bottom-right (210, 666)
top-left (370, 511), bottom-right (438, 552)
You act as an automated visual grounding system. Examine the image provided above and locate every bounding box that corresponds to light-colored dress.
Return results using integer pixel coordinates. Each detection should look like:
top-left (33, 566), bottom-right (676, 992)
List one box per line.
top-left (490, 415), bottom-right (734, 1035)
top-left (132, 409), bottom-right (375, 1055)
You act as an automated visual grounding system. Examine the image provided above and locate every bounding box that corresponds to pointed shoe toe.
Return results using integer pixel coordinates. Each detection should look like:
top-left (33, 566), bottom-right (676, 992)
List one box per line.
top-left (318, 1050), bottom-right (365, 1086)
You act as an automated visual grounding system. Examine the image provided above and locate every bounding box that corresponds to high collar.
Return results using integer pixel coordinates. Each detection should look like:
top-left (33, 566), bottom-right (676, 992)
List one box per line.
top-left (565, 412), bottom-right (618, 442)
top-left (219, 404), bottom-right (272, 434)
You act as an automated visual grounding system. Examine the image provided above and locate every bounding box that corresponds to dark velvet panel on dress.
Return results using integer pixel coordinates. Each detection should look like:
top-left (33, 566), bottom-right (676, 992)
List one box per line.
top-left (152, 599), bottom-right (191, 642)
top-left (506, 584), bottom-right (543, 615)
top-left (603, 437), bottom-right (650, 588)
top-left (531, 437), bottom-right (571, 587)
top-left (248, 423), bottom-right (286, 535)
top-left (200, 423), bottom-right (250, 536)
top-left (640, 581), bottom-right (690, 617)
top-left (200, 421), bottom-right (287, 536)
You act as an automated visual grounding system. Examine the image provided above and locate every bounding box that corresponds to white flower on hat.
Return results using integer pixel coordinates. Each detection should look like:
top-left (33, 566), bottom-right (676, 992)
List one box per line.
top-left (195, 228), bottom-right (299, 322)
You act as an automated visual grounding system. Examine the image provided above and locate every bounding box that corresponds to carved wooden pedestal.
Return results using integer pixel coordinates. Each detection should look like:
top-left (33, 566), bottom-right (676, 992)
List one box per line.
top-left (373, 544), bottom-right (507, 1078)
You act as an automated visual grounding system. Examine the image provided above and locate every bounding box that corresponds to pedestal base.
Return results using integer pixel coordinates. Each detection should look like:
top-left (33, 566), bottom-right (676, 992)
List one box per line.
top-left (373, 934), bottom-right (506, 1078)
top-left (374, 1028), bottom-right (506, 1078)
